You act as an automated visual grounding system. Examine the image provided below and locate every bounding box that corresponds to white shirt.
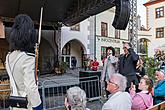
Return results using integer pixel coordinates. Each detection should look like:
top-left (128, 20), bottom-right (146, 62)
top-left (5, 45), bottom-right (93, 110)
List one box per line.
top-left (102, 91), bottom-right (132, 110)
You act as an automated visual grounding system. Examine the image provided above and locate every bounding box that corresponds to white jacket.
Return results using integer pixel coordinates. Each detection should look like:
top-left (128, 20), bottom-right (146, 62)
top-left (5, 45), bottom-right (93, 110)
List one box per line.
top-left (101, 56), bottom-right (118, 81)
top-left (6, 51), bottom-right (41, 110)
top-left (102, 91), bottom-right (132, 110)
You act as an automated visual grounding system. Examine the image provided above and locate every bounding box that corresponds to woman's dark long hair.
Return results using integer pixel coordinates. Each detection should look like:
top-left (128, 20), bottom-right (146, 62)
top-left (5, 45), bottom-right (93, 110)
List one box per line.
top-left (9, 14), bottom-right (37, 53)
top-left (106, 46), bottom-right (115, 56)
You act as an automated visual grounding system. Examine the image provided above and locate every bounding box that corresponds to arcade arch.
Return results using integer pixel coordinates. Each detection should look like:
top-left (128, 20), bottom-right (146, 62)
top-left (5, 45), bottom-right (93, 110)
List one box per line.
top-left (62, 39), bottom-right (87, 68)
top-left (39, 37), bottom-right (58, 74)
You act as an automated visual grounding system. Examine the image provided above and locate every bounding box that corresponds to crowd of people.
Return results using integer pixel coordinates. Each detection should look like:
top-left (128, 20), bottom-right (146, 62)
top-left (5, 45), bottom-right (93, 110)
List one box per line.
top-left (101, 43), bottom-right (165, 110)
top-left (154, 49), bottom-right (165, 69)
top-left (83, 57), bottom-right (100, 71)
top-left (5, 14), bottom-right (165, 110)
top-left (65, 70), bottom-right (165, 110)
top-left (97, 42), bottom-right (165, 109)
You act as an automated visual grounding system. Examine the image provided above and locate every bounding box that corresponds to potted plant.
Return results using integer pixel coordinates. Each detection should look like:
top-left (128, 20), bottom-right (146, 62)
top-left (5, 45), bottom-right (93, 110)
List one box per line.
top-left (59, 61), bottom-right (68, 74)
top-left (55, 61), bottom-right (68, 75)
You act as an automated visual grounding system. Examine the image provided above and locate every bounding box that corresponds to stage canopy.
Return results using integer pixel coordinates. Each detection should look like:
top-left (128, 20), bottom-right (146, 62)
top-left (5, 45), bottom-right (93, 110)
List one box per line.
top-left (0, 0), bottom-right (130, 29)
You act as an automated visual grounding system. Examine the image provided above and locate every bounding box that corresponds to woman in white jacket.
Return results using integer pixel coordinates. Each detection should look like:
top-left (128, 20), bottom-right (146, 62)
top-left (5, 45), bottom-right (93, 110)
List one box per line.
top-left (6, 14), bottom-right (41, 110)
top-left (101, 46), bottom-right (118, 98)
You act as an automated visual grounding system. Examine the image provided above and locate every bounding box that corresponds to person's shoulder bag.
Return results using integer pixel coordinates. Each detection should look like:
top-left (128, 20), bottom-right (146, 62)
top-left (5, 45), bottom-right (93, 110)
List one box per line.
top-left (6, 52), bottom-right (28, 108)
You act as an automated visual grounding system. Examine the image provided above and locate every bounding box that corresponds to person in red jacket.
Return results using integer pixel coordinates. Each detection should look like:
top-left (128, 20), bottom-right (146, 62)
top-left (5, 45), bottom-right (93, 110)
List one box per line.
top-left (91, 58), bottom-right (99, 71)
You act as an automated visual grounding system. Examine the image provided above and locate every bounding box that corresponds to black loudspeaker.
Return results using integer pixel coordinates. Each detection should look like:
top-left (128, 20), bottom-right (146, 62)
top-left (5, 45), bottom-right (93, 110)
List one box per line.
top-left (112, 0), bottom-right (130, 30)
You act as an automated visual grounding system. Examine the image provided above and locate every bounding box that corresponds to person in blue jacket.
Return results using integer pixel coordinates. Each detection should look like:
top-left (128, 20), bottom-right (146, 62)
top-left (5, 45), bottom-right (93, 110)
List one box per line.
top-left (154, 70), bottom-right (165, 105)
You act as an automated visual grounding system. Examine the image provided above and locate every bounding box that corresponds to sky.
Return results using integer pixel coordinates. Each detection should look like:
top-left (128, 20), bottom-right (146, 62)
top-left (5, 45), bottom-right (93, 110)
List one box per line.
top-left (137, 0), bottom-right (147, 26)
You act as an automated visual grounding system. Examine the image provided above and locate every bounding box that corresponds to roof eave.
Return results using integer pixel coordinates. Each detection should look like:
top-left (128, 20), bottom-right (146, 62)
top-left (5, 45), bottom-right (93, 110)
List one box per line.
top-left (144, 0), bottom-right (164, 7)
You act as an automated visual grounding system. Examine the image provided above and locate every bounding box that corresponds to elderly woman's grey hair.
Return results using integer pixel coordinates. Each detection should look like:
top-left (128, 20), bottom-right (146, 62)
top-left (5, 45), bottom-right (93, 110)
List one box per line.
top-left (111, 74), bottom-right (127, 91)
top-left (66, 86), bottom-right (87, 110)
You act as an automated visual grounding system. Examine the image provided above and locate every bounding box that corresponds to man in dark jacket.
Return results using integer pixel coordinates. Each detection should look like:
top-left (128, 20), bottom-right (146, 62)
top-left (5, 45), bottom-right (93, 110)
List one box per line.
top-left (118, 42), bottom-right (139, 92)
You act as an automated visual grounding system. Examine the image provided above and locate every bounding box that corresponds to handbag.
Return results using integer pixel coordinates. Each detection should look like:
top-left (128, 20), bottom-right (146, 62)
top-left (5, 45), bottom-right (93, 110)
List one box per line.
top-left (9, 96), bottom-right (28, 108)
top-left (6, 53), bottom-right (28, 108)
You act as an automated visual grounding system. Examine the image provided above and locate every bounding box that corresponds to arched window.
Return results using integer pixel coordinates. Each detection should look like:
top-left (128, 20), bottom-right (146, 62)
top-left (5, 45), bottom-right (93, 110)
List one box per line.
top-left (137, 38), bottom-right (149, 55)
top-left (62, 43), bottom-right (70, 55)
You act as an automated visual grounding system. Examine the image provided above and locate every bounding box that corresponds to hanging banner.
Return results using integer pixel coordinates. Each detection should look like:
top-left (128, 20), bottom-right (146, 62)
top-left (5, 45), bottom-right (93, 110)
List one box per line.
top-left (97, 37), bottom-right (120, 43)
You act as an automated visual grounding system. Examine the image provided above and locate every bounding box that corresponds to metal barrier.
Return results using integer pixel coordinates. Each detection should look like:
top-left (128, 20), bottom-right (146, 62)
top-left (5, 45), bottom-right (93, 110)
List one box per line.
top-left (0, 76), bottom-right (101, 110)
top-left (40, 76), bottom-right (101, 110)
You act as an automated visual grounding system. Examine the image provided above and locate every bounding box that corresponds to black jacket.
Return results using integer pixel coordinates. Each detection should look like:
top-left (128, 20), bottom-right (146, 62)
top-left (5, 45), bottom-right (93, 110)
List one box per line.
top-left (119, 48), bottom-right (139, 76)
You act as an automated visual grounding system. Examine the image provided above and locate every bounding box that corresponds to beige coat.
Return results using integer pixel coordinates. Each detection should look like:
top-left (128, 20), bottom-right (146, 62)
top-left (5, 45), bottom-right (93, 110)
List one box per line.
top-left (6, 51), bottom-right (41, 110)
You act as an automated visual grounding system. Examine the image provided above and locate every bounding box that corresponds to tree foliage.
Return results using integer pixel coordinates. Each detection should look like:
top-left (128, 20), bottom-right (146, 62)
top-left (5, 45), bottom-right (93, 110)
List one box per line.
top-left (144, 57), bottom-right (160, 82)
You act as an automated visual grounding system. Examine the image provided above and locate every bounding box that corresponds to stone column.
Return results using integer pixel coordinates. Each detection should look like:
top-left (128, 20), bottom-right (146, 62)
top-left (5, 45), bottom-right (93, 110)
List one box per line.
top-left (56, 27), bottom-right (62, 65)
